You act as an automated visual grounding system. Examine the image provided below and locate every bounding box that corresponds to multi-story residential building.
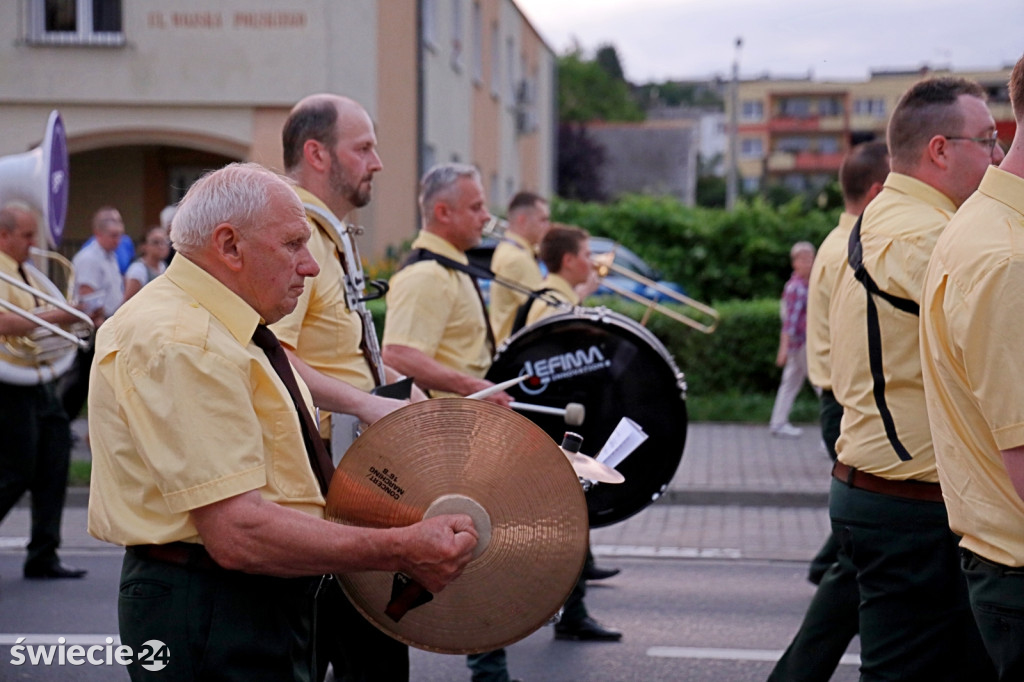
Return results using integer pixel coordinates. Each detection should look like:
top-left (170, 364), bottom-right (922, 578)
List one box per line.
top-left (0, 0), bottom-right (555, 260)
top-left (730, 66), bottom-right (1016, 194)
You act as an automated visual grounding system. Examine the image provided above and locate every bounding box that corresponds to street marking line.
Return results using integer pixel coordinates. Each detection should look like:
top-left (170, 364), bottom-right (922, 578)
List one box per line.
top-left (592, 545), bottom-right (742, 559)
top-left (0, 537), bottom-right (27, 549)
top-left (647, 646), bottom-right (860, 666)
top-left (0, 635), bottom-right (121, 645)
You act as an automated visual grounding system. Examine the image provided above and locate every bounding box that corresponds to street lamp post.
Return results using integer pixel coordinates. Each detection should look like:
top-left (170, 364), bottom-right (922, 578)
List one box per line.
top-left (726, 37), bottom-right (742, 210)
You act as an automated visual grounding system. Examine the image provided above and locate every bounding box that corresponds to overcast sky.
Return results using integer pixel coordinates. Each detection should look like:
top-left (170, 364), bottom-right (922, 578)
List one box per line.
top-left (515, 0), bottom-right (1022, 83)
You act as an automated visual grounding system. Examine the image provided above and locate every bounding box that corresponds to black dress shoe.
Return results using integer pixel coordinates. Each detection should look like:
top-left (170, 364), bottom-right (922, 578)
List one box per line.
top-left (583, 565), bottom-right (620, 581)
top-left (554, 616), bottom-right (622, 642)
top-left (24, 562), bottom-right (88, 579)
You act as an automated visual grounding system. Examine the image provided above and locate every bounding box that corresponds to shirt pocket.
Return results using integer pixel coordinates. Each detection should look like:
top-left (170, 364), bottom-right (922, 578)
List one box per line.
top-left (265, 405), bottom-right (322, 500)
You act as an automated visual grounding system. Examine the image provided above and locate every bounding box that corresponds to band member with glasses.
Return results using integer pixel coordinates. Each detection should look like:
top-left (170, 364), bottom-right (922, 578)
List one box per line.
top-left (827, 77), bottom-right (1003, 679)
top-left (921, 54), bottom-right (1024, 680)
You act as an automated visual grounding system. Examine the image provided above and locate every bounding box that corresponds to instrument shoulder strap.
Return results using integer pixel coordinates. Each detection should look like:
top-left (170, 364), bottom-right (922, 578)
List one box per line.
top-left (400, 248), bottom-right (496, 355)
top-left (510, 287), bottom-right (556, 337)
top-left (303, 202), bottom-right (387, 386)
top-left (846, 213), bottom-right (919, 462)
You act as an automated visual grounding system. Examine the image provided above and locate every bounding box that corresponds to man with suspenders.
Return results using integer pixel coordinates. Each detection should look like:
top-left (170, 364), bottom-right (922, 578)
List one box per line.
top-left (827, 77), bottom-right (1003, 679)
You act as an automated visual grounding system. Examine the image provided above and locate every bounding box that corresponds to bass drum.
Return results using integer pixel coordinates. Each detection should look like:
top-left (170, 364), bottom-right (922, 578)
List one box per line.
top-left (487, 308), bottom-right (687, 527)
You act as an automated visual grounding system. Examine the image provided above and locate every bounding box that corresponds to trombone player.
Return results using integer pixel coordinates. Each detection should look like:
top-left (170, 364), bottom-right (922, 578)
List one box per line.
top-left (0, 202), bottom-right (90, 579)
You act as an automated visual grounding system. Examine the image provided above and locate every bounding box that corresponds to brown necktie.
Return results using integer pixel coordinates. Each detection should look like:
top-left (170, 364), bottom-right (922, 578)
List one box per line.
top-left (251, 324), bottom-right (335, 496)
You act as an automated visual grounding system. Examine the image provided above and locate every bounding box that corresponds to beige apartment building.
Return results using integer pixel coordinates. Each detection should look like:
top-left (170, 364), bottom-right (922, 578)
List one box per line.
top-left (0, 0), bottom-right (555, 260)
top-left (730, 66), bottom-right (1016, 194)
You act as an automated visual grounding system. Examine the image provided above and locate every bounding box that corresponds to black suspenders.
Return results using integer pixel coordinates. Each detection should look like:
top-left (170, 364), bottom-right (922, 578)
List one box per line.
top-left (847, 215), bottom-right (920, 462)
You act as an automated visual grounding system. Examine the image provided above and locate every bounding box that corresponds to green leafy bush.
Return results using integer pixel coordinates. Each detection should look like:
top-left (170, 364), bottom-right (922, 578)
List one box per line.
top-left (552, 194), bottom-right (837, 302)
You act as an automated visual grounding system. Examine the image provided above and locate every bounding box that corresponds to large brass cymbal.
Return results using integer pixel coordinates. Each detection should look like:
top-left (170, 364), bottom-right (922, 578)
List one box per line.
top-left (325, 398), bottom-right (589, 654)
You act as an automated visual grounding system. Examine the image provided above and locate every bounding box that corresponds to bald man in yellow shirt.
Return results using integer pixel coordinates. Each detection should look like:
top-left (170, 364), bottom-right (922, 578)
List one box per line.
top-left (921, 54), bottom-right (1024, 680)
top-left (827, 77), bottom-right (1002, 679)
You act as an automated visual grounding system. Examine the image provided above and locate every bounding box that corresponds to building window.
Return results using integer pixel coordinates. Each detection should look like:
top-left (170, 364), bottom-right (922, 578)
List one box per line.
top-left (776, 136), bottom-right (810, 153)
top-left (506, 36), bottom-right (516, 104)
top-left (818, 98), bottom-right (842, 117)
top-left (471, 2), bottom-right (482, 84)
top-left (740, 100), bottom-right (763, 121)
top-left (779, 97), bottom-right (811, 118)
top-left (27, 0), bottom-right (124, 46)
top-left (819, 137), bottom-right (840, 154)
top-left (742, 176), bottom-right (760, 193)
top-left (490, 22), bottom-right (500, 97)
top-left (450, 0), bottom-right (464, 72)
top-left (853, 98), bottom-right (886, 118)
top-left (422, 0), bottom-right (438, 50)
top-left (422, 144), bottom-right (437, 176)
top-left (740, 138), bottom-right (763, 158)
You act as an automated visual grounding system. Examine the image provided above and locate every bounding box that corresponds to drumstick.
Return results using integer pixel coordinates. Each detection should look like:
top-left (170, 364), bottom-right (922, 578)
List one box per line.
top-left (510, 401), bottom-right (586, 427)
top-left (465, 375), bottom-right (529, 400)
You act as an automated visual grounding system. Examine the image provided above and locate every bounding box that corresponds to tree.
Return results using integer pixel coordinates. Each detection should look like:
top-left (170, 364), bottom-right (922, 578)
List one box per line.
top-left (595, 44), bottom-right (625, 82)
top-left (557, 48), bottom-right (644, 123)
top-left (557, 123), bottom-right (607, 202)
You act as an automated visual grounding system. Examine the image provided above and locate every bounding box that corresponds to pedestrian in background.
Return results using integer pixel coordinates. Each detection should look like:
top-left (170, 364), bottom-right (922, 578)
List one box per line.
top-left (769, 241), bottom-right (815, 438)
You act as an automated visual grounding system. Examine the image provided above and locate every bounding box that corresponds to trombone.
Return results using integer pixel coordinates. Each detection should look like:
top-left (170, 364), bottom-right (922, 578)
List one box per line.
top-left (483, 217), bottom-right (719, 334)
top-left (590, 251), bottom-right (719, 333)
top-left (0, 247), bottom-right (95, 386)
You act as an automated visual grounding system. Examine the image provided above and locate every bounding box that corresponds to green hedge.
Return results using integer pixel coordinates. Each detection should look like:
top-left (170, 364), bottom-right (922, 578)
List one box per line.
top-left (551, 194), bottom-right (837, 302)
top-left (368, 295), bottom-right (814, 407)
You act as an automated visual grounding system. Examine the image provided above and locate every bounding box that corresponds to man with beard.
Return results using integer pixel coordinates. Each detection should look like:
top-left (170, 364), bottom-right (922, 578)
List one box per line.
top-left (272, 94), bottom-right (416, 682)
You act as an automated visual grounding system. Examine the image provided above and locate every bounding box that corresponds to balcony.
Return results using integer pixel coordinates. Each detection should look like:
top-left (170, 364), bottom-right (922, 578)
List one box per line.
top-left (767, 116), bottom-right (821, 133)
top-left (766, 150), bottom-right (845, 173)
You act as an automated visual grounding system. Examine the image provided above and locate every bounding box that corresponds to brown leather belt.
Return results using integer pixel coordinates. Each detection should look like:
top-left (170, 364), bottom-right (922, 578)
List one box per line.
top-left (128, 542), bottom-right (223, 571)
top-left (832, 460), bottom-right (943, 503)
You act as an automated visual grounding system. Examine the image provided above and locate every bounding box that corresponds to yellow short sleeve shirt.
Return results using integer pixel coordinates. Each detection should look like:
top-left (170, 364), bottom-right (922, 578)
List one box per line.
top-left (490, 233), bottom-right (543, 344)
top-left (382, 231), bottom-right (493, 390)
top-left (271, 188), bottom-right (374, 394)
top-left (806, 212), bottom-right (857, 390)
top-left (87, 256), bottom-right (324, 547)
top-left (830, 173), bottom-right (956, 481)
top-left (525, 273), bottom-right (578, 328)
top-left (922, 166), bottom-right (1024, 566)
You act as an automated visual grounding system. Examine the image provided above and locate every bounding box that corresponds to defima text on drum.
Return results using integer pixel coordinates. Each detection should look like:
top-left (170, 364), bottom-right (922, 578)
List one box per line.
top-left (520, 346), bottom-right (612, 395)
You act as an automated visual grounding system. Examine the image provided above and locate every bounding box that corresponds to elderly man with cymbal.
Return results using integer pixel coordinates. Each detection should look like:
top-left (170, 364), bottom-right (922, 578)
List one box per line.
top-left (87, 162), bottom-right (477, 682)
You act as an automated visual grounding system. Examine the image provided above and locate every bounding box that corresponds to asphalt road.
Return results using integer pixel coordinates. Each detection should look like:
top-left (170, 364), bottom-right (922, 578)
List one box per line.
top-left (0, 550), bottom-right (859, 682)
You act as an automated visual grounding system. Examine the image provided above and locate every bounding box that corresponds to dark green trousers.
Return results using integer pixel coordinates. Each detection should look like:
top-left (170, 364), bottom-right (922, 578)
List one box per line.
top-left (0, 380), bottom-right (71, 570)
top-left (466, 649), bottom-right (510, 682)
top-left (119, 549), bottom-right (321, 681)
top-left (768, 542), bottom-right (859, 681)
top-left (961, 549), bottom-right (1024, 681)
top-left (317, 577), bottom-right (409, 682)
top-left (830, 479), bottom-right (996, 681)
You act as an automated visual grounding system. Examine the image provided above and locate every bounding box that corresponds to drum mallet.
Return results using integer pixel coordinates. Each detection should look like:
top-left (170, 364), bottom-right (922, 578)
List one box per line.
top-left (510, 401), bottom-right (585, 427)
top-left (466, 375), bottom-right (529, 400)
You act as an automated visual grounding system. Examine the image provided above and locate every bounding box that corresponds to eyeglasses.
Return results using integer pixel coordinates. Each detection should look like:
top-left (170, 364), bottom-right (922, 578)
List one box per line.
top-left (944, 132), bottom-right (999, 151)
